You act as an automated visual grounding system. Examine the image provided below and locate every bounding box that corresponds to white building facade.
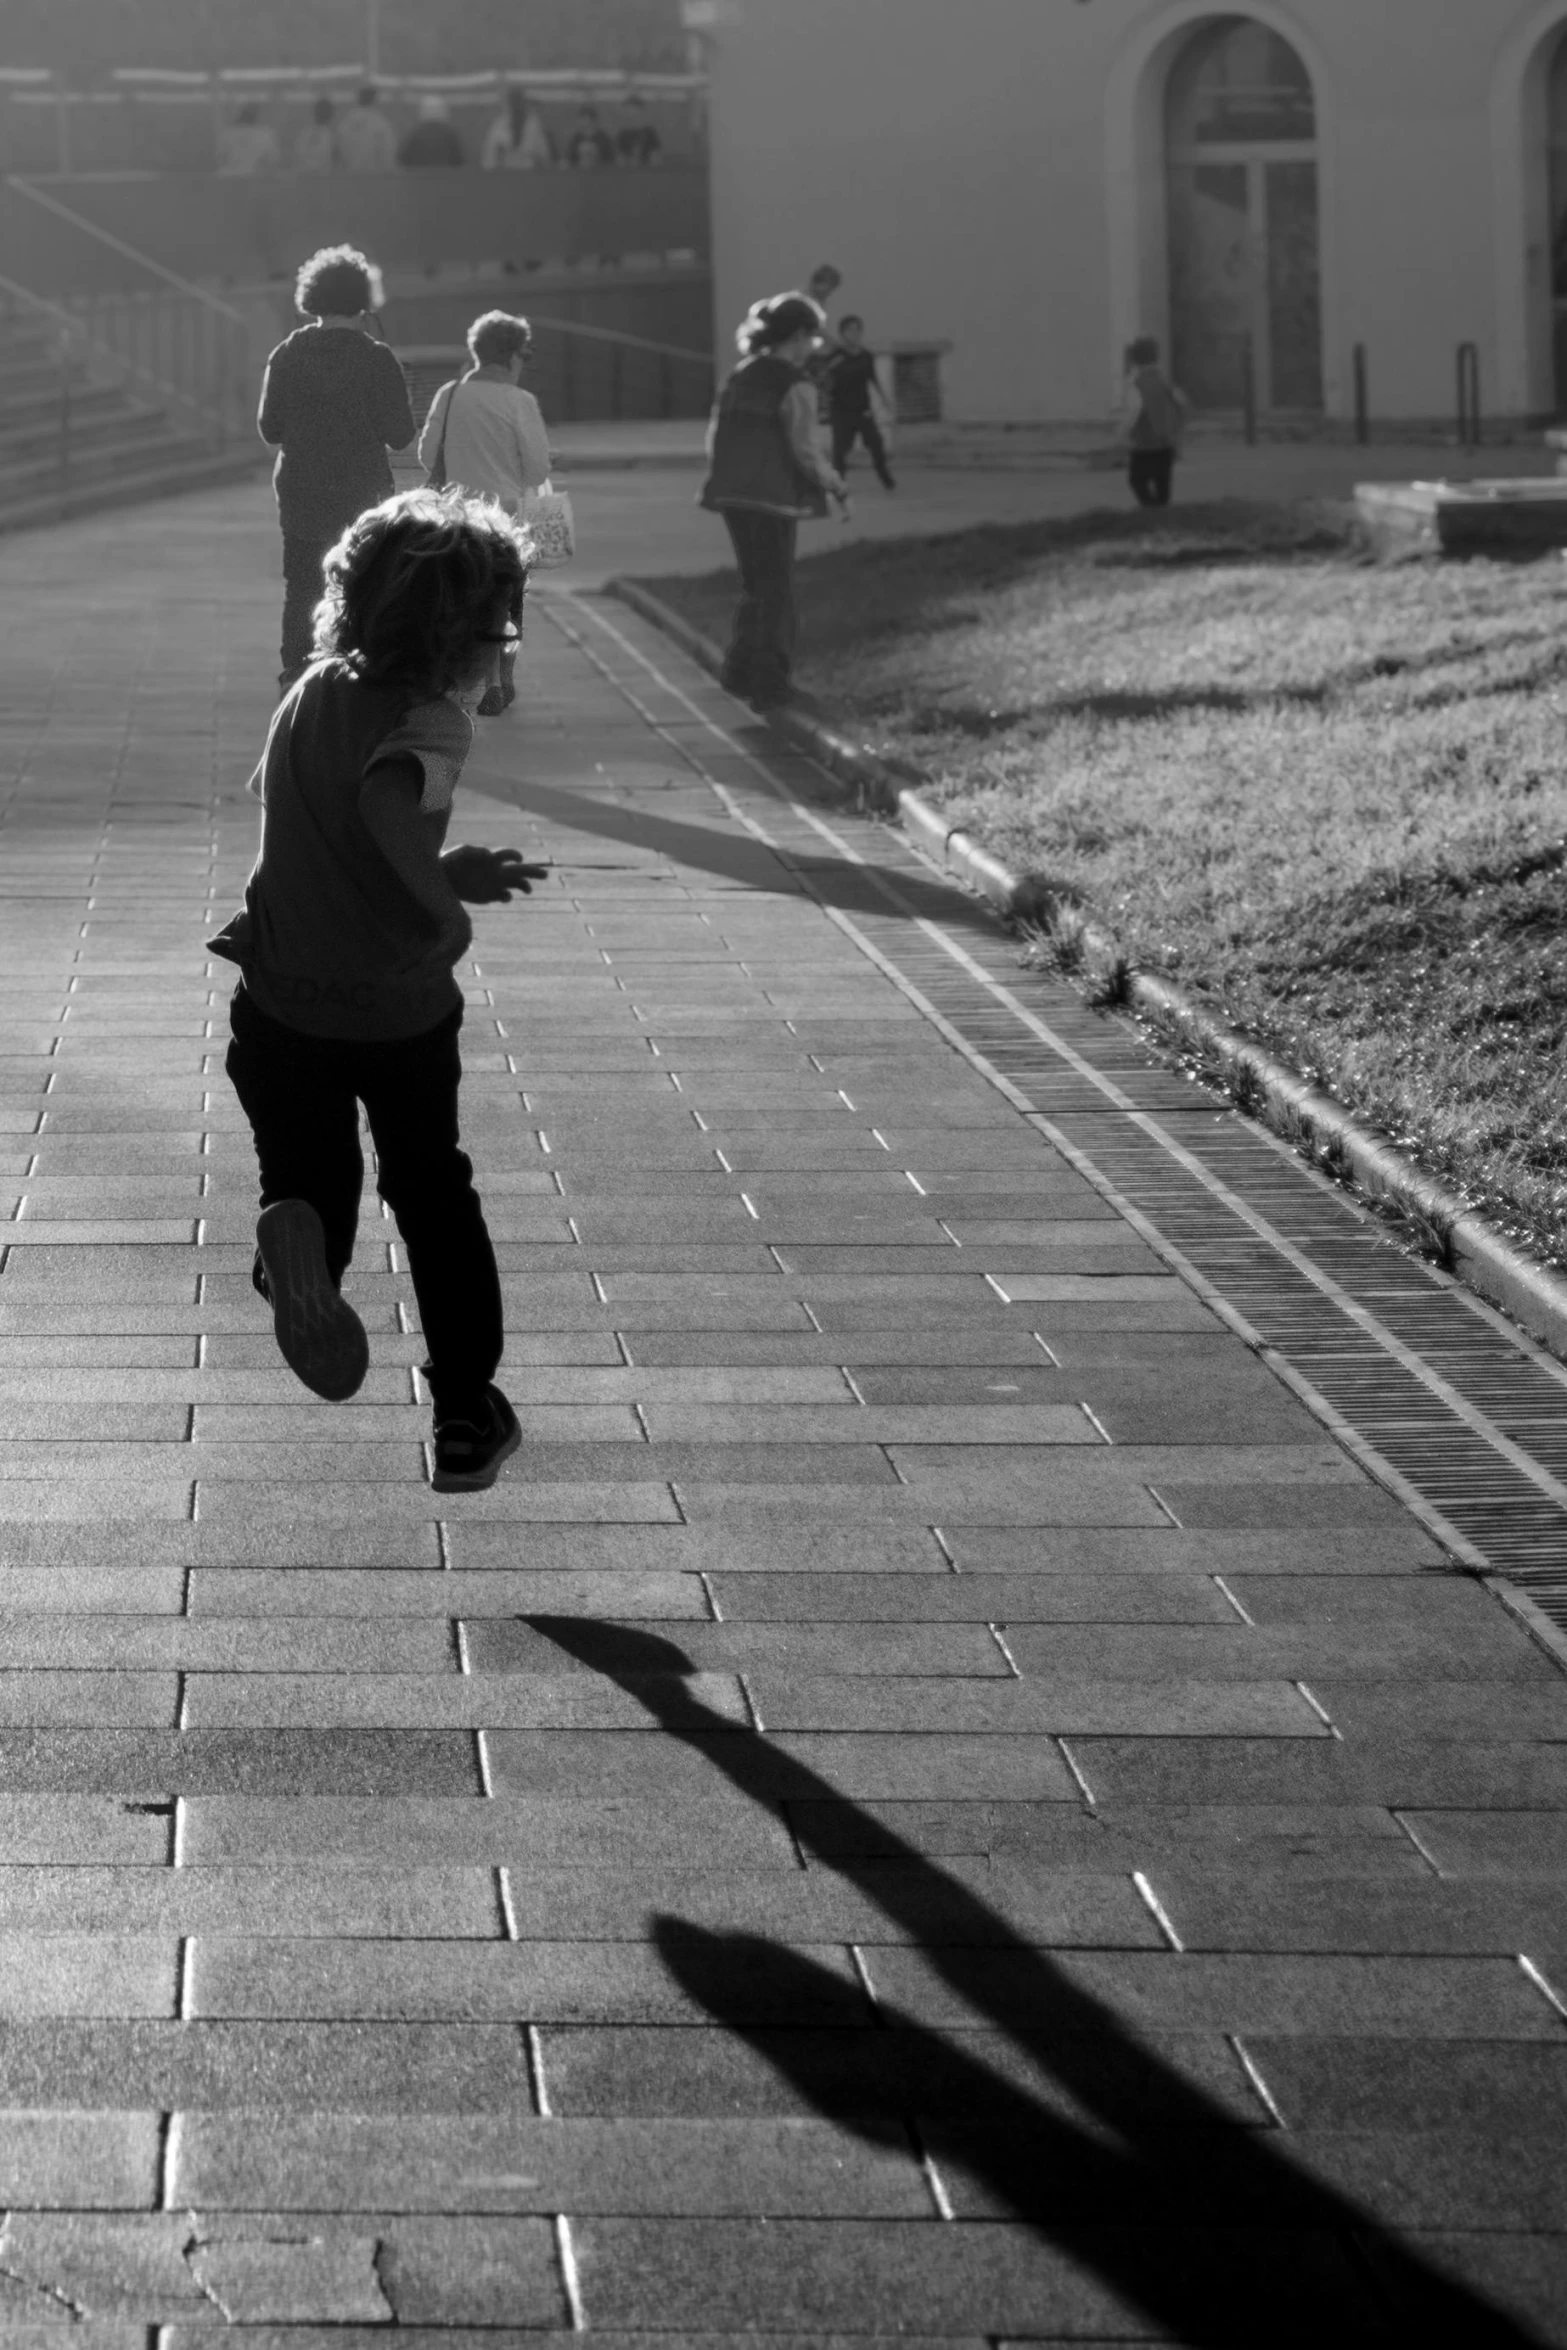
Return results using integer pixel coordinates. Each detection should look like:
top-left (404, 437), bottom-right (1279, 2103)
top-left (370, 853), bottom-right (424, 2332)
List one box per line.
top-left (696, 0), bottom-right (1567, 427)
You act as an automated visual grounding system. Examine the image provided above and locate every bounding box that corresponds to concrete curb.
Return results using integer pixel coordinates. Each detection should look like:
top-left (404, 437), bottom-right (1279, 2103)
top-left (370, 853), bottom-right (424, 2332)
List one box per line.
top-left (605, 570), bottom-right (1567, 1368)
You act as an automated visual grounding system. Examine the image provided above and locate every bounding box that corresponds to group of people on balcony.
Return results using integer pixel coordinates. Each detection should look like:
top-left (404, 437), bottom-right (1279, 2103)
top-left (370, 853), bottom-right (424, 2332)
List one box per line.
top-left (217, 85), bottom-right (664, 176)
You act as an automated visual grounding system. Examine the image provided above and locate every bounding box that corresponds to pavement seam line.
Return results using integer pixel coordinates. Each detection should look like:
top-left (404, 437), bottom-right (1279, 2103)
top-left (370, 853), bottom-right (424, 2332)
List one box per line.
top-left (604, 573), bottom-right (1567, 1365)
top-left (555, 594), bottom-right (1567, 1603)
top-left (552, 606), bottom-right (1485, 1550)
top-left (553, 2210), bottom-right (586, 2329)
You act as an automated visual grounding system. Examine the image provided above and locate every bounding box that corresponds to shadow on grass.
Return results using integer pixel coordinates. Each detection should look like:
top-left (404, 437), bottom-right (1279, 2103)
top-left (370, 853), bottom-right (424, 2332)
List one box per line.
top-left (525, 1615), bottom-right (1543, 2348)
top-left (899, 630), bottom-right (1567, 742)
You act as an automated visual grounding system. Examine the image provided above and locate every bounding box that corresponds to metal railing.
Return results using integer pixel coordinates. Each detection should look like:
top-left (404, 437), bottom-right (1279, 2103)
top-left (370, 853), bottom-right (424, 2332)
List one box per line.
top-left (0, 273), bottom-right (249, 450)
top-left (0, 175), bottom-right (251, 448)
top-left (397, 320), bottom-right (713, 429)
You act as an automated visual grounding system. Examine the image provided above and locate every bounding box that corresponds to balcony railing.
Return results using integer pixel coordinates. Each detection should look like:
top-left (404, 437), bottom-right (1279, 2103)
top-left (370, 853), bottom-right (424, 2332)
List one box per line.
top-left (398, 320), bottom-right (714, 429)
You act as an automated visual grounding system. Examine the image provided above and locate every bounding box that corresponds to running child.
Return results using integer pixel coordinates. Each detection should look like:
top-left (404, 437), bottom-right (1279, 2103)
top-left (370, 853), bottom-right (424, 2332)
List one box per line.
top-left (209, 488), bottom-right (547, 1492)
top-left (825, 315), bottom-right (896, 489)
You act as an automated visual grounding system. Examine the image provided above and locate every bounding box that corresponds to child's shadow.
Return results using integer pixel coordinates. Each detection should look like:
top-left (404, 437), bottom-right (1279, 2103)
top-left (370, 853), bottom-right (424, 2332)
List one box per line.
top-left (527, 1615), bottom-right (1543, 2348)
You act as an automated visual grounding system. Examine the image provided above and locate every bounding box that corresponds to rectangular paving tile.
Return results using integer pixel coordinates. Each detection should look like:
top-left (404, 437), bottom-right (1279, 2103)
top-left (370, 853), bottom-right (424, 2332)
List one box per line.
top-left (0, 1730), bottom-right (482, 1797)
top-left (0, 1934), bottom-right (175, 2016)
top-left (0, 1865), bottom-right (503, 1938)
top-left (173, 2112), bottom-right (931, 2216)
top-left (0, 2017), bottom-right (538, 2111)
top-left (0, 2110), bottom-right (159, 2206)
top-left (189, 1936), bottom-right (867, 2024)
top-left (180, 1795), bottom-right (798, 1868)
top-left (181, 1672), bottom-right (750, 1731)
top-left (187, 1569), bottom-right (710, 1618)
top-left (538, 2018), bottom-right (1264, 2124)
top-left (465, 1620), bottom-right (1010, 1678)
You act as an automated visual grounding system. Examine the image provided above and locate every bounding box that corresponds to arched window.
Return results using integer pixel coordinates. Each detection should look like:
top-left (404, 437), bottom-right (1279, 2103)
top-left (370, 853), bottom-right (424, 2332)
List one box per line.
top-left (1166, 16), bottom-right (1322, 411)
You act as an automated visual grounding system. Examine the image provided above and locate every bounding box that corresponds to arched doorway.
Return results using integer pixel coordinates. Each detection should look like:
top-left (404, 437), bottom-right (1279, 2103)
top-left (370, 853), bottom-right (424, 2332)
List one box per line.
top-left (1548, 30), bottom-right (1567, 410)
top-left (1166, 16), bottom-right (1322, 412)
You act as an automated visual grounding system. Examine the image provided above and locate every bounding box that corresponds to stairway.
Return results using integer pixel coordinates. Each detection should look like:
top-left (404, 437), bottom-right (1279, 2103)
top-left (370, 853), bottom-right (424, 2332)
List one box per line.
top-left (0, 307), bottom-right (264, 533)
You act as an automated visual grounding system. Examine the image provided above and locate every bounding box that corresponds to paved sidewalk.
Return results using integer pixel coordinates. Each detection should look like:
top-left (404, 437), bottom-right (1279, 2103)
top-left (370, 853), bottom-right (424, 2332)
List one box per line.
top-left (0, 489), bottom-right (1564, 2340)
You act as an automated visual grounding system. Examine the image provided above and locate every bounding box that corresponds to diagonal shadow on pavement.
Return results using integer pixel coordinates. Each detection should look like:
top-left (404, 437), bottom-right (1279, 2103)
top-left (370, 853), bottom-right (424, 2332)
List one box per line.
top-left (458, 770), bottom-right (1001, 935)
top-left (526, 1615), bottom-right (1543, 2348)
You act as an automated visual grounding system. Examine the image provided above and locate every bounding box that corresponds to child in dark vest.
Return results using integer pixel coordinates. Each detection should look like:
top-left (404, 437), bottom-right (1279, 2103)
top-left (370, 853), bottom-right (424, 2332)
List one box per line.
top-left (825, 315), bottom-right (896, 489)
top-left (699, 290), bottom-right (850, 710)
top-left (1120, 336), bottom-right (1189, 508)
top-left (209, 489), bottom-right (547, 1492)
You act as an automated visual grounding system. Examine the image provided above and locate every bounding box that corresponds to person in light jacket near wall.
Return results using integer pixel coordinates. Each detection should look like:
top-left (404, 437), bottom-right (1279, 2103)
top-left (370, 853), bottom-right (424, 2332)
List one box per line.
top-left (417, 311), bottom-right (552, 713)
top-left (698, 291), bottom-right (849, 711)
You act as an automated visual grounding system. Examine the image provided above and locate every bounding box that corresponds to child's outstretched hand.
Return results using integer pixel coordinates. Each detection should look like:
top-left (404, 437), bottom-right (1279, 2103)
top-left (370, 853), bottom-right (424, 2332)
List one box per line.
top-left (442, 845), bottom-right (550, 903)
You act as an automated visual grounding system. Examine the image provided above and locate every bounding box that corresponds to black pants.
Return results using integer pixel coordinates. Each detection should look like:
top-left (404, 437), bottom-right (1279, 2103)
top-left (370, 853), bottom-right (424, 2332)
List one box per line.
top-left (1129, 450), bottom-right (1175, 508)
top-left (226, 985), bottom-right (503, 1415)
top-left (719, 508), bottom-right (798, 703)
top-left (831, 411), bottom-right (893, 483)
top-left (280, 533), bottom-right (330, 685)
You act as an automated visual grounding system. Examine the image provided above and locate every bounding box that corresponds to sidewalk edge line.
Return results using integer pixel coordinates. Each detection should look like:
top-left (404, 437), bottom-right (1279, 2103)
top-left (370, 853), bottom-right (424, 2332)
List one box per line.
top-left (603, 572), bottom-right (1567, 1374)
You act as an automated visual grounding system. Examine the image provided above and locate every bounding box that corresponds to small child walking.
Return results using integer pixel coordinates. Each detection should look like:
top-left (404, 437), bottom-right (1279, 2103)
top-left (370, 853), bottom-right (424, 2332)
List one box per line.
top-left (209, 488), bottom-right (547, 1491)
top-left (1120, 336), bottom-right (1188, 509)
top-left (825, 315), bottom-right (896, 489)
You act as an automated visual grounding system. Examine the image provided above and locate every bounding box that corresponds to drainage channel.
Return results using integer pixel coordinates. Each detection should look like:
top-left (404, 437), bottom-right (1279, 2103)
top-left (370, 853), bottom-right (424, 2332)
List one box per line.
top-left (552, 595), bottom-right (1567, 1643)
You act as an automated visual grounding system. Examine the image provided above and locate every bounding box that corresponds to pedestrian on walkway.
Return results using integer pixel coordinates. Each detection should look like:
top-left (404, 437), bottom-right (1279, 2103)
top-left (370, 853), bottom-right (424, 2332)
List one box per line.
top-left (699, 289), bottom-right (850, 711)
top-left (825, 314), bottom-right (896, 489)
top-left (1120, 335), bottom-right (1188, 509)
top-left (336, 86), bottom-right (396, 173)
top-left (398, 96), bottom-right (465, 170)
top-left (416, 310), bottom-right (552, 714)
top-left (481, 83), bottom-right (553, 170)
top-left (258, 245), bottom-right (416, 691)
top-left (210, 489), bottom-right (546, 1491)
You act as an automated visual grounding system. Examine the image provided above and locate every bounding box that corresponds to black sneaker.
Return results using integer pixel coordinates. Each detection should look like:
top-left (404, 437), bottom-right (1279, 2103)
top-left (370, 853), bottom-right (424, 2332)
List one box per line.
top-left (255, 1198), bottom-right (369, 1402)
top-left (431, 1383), bottom-right (521, 1493)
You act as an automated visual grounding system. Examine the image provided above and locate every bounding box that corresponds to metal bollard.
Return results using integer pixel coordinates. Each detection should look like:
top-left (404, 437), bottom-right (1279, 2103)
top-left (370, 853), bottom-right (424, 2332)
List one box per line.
top-left (1353, 343), bottom-right (1369, 446)
top-left (1241, 333), bottom-right (1257, 446)
top-left (1456, 342), bottom-right (1481, 452)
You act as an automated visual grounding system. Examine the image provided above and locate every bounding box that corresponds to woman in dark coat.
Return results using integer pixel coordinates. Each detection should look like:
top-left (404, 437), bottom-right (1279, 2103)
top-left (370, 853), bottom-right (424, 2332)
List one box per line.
top-left (257, 245), bottom-right (415, 691)
top-left (698, 290), bottom-right (848, 710)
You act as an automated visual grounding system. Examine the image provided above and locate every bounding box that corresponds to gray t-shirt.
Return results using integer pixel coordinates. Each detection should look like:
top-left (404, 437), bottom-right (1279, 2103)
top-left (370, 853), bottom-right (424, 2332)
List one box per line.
top-left (210, 661), bottom-right (473, 1041)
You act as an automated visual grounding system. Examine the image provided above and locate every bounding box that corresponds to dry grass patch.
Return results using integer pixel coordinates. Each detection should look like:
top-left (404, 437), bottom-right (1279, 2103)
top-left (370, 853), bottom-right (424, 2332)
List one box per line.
top-left (637, 503), bottom-right (1567, 1261)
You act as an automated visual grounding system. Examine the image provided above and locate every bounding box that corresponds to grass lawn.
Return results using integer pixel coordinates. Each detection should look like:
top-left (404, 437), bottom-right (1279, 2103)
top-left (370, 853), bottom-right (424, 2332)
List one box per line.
top-left (636, 502), bottom-right (1567, 1265)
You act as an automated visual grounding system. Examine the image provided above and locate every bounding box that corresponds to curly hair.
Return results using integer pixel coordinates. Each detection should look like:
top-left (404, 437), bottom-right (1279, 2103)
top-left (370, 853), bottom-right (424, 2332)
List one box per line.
top-left (295, 243), bottom-right (383, 319)
top-left (312, 488), bottom-right (533, 703)
top-left (467, 309), bottom-right (533, 367)
top-left (735, 291), bottom-right (825, 356)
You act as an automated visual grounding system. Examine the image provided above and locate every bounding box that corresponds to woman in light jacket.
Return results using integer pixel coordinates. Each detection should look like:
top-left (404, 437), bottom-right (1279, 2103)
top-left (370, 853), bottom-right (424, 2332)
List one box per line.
top-left (699, 291), bottom-right (849, 711)
top-left (417, 310), bottom-right (551, 713)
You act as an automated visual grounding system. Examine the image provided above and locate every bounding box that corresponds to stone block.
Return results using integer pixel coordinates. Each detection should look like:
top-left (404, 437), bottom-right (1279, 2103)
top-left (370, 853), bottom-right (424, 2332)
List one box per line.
top-left (0, 1729), bottom-right (482, 1798)
top-left (0, 2017), bottom-right (537, 2111)
top-left (0, 1796), bottom-right (169, 1865)
top-left (181, 1671), bottom-right (749, 1732)
top-left (0, 1864), bottom-right (502, 1939)
top-left (175, 2113), bottom-right (929, 2217)
top-left (0, 1934), bottom-right (175, 2016)
top-left (465, 1618), bottom-right (1008, 1679)
top-left (180, 1793), bottom-right (797, 1870)
top-left (186, 2230), bottom-right (392, 2323)
top-left (860, 1946), bottom-right (1562, 2038)
top-left (708, 1570), bottom-right (1231, 1622)
top-left (0, 2108), bottom-right (159, 2206)
top-left (748, 1676), bottom-right (1323, 1738)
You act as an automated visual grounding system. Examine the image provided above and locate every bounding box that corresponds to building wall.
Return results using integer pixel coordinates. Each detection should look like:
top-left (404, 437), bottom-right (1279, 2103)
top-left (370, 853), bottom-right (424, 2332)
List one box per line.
top-left (703, 0), bottom-right (1567, 425)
